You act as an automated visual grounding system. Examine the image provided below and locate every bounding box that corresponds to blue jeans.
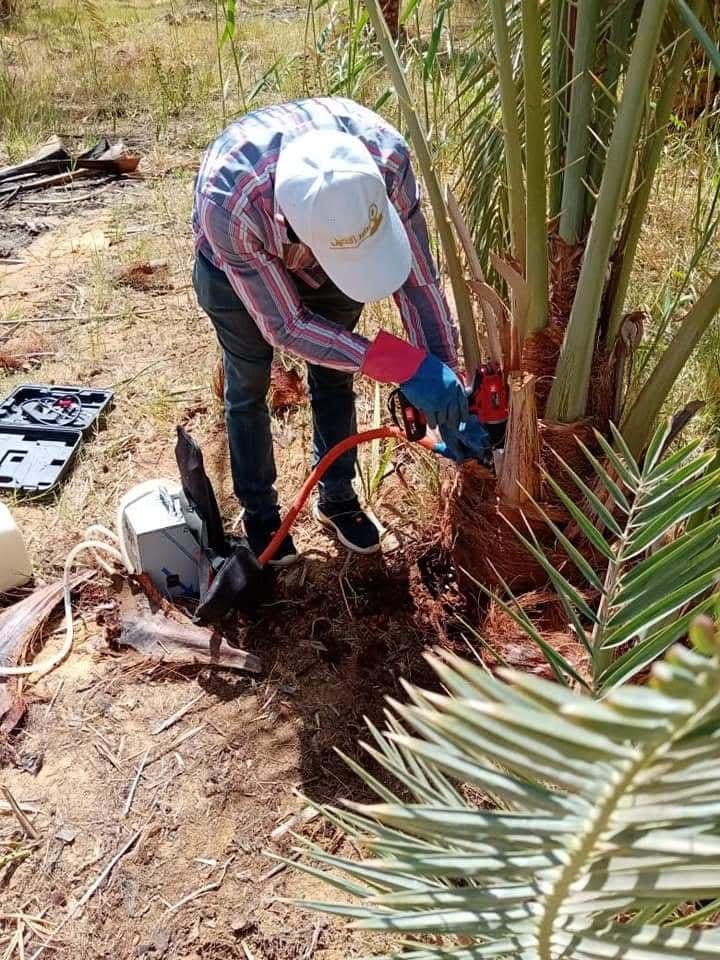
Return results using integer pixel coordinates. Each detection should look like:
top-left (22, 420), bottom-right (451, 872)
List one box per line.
top-left (193, 253), bottom-right (363, 519)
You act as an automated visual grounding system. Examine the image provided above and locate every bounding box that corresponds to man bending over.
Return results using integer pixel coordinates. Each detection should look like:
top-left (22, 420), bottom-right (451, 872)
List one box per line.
top-left (192, 96), bottom-right (487, 565)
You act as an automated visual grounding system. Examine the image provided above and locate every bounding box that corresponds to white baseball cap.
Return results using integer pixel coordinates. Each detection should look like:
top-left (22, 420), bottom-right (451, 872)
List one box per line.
top-left (275, 130), bottom-right (412, 303)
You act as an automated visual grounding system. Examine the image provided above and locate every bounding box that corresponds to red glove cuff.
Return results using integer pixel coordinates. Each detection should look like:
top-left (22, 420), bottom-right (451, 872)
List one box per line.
top-left (360, 331), bottom-right (426, 384)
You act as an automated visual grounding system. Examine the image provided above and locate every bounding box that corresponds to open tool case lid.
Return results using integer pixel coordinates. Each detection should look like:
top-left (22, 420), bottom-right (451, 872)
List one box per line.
top-left (0, 425), bottom-right (82, 495)
top-left (0, 384), bottom-right (113, 495)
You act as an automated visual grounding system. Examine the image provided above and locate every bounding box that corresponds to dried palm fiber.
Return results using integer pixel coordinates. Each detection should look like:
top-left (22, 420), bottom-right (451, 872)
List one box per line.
top-left (539, 417), bottom-right (599, 504)
top-left (444, 417), bottom-right (602, 598)
top-left (498, 373), bottom-right (542, 506)
top-left (521, 324), bottom-right (564, 407)
top-left (115, 258), bottom-right (169, 291)
top-left (548, 233), bottom-right (585, 328)
top-left (408, 556), bottom-right (454, 645)
top-left (0, 573), bottom-right (92, 727)
top-left (522, 234), bottom-right (584, 411)
top-left (212, 357), bottom-right (307, 413)
top-left (587, 346), bottom-right (616, 423)
top-left (0, 330), bottom-right (49, 371)
top-left (446, 380), bottom-right (599, 595)
top-left (379, 0), bottom-right (400, 38)
top-left (269, 364), bottom-right (307, 413)
top-left (482, 589), bottom-right (590, 681)
top-left (523, 233), bottom-right (622, 425)
top-left (445, 377), bottom-right (574, 593)
top-left (442, 462), bottom-right (562, 594)
top-left (539, 314), bottom-right (644, 519)
top-left (444, 407), bottom-right (604, 599)
top-left (539, 418), bottom-right (596, 466)
top-left (521, 232), bottom-right (616, 497)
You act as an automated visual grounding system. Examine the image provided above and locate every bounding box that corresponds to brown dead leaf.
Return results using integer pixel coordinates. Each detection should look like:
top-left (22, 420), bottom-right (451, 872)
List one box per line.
top-left (269, 364), bottom-right (306, 413)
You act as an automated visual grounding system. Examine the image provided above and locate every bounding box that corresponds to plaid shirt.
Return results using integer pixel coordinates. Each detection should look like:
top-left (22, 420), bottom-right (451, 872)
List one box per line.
top-left (192, 97), bottom-right (458, 373)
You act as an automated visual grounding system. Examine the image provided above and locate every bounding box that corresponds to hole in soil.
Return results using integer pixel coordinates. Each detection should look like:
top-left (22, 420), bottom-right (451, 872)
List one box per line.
top-left (417, 544), bottom-right (458, 599)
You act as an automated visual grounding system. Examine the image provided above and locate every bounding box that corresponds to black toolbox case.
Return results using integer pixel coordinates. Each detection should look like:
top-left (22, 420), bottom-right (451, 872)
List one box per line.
top-left (0, 384), bottom-right (113, 495)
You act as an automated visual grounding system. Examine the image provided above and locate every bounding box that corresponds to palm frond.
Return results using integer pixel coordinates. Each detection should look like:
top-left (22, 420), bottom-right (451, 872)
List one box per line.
top-left (452, 2), bottom-right (522, 272)
top-left (290, 619), bottom-right (720, 958)
top-left (674, 0), bottom-right (720, 72)
top-left (501, 419), bottom-right (720, 692)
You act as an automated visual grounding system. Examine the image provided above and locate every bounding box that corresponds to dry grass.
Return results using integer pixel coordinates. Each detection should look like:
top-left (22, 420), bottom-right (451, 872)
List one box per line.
top-left (0, 3), bottom-right (442, 947)
top-left (0, 0), bottom-right (309, 162)
top-left (624, 134), bottom-right (720, 433)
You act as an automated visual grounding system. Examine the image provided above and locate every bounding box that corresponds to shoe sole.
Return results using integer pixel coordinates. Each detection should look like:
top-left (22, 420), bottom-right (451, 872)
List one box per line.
top-left (313, 503), bottom-right (381, 555)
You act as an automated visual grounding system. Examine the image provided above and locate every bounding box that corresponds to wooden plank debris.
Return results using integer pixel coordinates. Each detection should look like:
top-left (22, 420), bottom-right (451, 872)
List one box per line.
top-left (114, 582), bottom-right (260, 674)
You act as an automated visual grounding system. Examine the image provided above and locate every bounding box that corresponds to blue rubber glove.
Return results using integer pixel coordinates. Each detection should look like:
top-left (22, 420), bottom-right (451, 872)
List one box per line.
top-left (434, 417), bottom-right (492, 465)
top-left (400, 354), bottom-right (468, 429)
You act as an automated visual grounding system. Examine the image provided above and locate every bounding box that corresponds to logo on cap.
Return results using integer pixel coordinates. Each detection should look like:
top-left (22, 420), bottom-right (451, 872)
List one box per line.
top-left (330, 203), bottom-right (383, 250)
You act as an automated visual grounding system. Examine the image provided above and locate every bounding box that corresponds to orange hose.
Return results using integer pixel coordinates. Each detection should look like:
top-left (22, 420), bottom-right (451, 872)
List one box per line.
top-left (258, 426), bottom-right (436, 566)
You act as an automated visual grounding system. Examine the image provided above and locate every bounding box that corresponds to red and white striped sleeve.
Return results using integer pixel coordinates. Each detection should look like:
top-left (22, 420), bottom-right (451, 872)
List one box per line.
top-left (196, 191), bottom-right (371, 373)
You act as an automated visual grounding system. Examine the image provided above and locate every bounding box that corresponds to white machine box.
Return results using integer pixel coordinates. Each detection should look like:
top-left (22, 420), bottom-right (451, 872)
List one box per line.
top-left (118, 479), bottom-right (202, 599)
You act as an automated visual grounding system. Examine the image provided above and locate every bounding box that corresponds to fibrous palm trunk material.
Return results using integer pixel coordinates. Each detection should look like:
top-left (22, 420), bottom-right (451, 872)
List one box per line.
top-left (484, 589), bottom-right (590, 680)
top-left (445, 404), bottom-right (602, 596)
top-left (444, 231), bottom-right (616, 599)
top-left (498, 373), bottom-right (541, 506)
top-left (443, 466), bottom-right (560, 595)
top-left (522, 234), bottom-right (584, 412)
top-left (380, 0), bottom-right (400, 38)
top-left (0, 574), bottom-right (92, 731)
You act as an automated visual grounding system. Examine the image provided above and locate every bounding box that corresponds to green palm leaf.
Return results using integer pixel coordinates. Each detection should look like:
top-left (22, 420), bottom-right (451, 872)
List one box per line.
top-left (290, 623), bottom-right (720, 958)
top-left (502, 420), bottom-right (720, 692)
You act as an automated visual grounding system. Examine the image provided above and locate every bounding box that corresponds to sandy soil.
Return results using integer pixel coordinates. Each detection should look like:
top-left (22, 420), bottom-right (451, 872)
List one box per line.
top-left (0, 162), bottom-right (455, 959)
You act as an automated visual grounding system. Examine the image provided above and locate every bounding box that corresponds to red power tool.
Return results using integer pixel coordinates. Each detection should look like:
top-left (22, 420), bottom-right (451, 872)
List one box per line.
top-left (388, 389), bottom-right (428, 441)
top-left (388, 364), bottom-right (509, 448)
top-left (468, 362), bottom-right (509, 447)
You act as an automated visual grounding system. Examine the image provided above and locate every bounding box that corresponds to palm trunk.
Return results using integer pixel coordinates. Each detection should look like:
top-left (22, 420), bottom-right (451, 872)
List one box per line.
top-left (380, 0), bottom-right (400, 39)
top-left (498, 374), bottom-right (542, 505)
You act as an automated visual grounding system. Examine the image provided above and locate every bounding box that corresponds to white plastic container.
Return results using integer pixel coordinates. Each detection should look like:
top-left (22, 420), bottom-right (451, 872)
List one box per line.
top-left (0, 503), bottom-right (32, 592)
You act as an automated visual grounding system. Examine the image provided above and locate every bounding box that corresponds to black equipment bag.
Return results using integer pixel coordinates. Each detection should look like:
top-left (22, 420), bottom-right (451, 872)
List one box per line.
top-left (174, 426), bottom-right (274, 621)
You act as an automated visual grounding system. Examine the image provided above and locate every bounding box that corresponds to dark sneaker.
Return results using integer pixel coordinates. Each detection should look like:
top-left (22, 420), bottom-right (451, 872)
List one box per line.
top-left (313, 498), bottom-right (381, 555)
top-left (244, 510), bottom-right (299, 568)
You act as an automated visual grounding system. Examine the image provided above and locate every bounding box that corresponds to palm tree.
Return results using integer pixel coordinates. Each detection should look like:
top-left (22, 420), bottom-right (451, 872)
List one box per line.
top-left (380, 0), bottom-right (400, 38)
top-left (364, 0), bottom-right (720, 590)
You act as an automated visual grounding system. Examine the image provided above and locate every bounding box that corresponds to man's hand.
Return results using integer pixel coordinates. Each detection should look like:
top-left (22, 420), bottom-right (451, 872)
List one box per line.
top-left (434, 417), bottom-right (492, 465)
top-left (399, 354), bottom-right (468, 429)
top-left (361, 330), bottom-right (468, 429)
